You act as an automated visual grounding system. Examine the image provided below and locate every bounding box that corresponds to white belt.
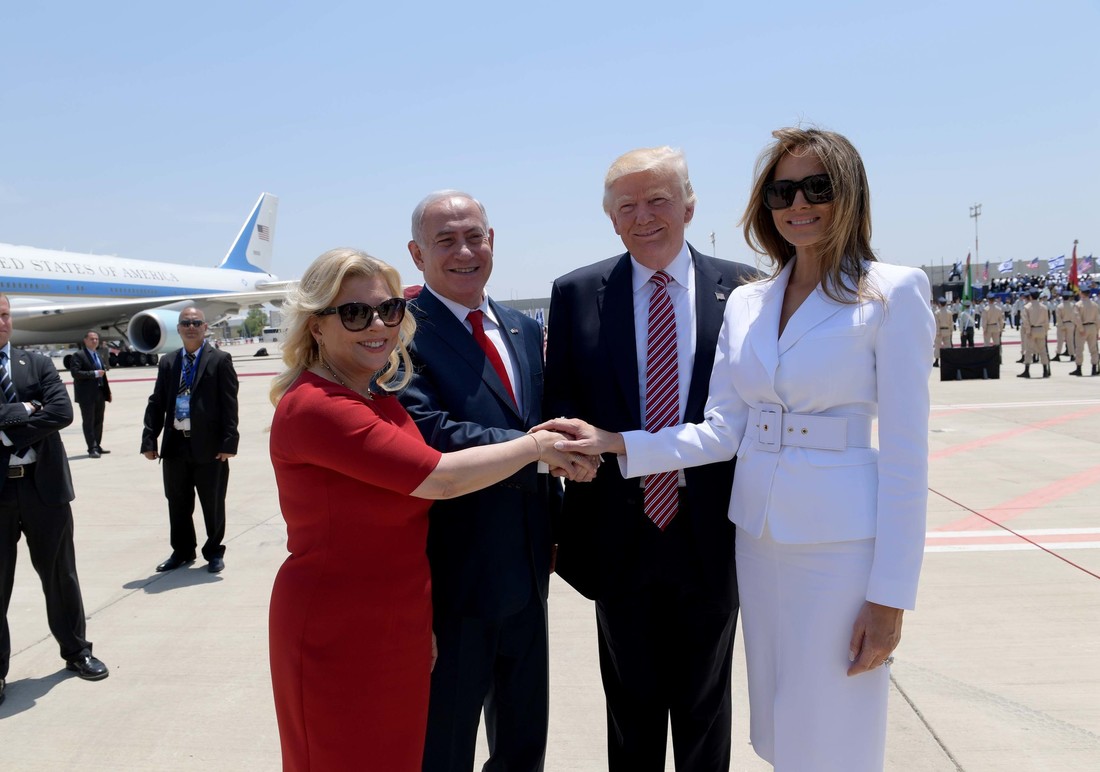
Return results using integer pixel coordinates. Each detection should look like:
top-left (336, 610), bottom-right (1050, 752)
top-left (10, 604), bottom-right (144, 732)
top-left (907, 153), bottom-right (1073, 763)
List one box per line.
top-left (750, 404), bottom-right (873, 453)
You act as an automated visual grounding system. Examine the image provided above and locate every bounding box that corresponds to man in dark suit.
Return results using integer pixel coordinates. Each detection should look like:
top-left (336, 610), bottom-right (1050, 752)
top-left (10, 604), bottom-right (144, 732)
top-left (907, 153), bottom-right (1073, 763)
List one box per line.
top-left (141, 307), bottom-right (239, 574)
top-left (0, 294), bottom-right (108, 706)
top-left (543, 147), bottom-right (757, 771)
top-left (398, 191), bottom-right (563, 772)
top-left (69, 330), bottom-right (112, 458)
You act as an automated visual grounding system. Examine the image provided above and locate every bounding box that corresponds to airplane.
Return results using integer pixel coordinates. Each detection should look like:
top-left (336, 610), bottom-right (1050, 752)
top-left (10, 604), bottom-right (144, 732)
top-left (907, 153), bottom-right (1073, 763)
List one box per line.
top-left (0, 192), bottom-right (293, 365)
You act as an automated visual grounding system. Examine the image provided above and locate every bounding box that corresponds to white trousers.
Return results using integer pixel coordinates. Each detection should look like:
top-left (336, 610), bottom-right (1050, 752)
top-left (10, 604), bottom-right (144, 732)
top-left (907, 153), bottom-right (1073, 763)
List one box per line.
top-left (736, 524), bottom-right (890, 772)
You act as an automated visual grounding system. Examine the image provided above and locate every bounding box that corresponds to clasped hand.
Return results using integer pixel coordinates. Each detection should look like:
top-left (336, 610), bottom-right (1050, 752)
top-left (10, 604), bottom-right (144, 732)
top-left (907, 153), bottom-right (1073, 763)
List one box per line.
top-left (527, 428), bottom-right (601, 482)
top-left (528, 417), bottom-right (625, 482)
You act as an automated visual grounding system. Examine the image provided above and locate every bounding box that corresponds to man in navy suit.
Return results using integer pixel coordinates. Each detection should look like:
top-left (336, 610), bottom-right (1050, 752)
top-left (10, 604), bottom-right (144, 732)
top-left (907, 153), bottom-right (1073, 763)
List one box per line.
top-left (141, 308), bottom-right (239, 575)
top-left (69, 330), bottom-right (112, 457)
top-left (399, 191), bottom-right (559, 772)
top-left (0, 295), bottom-right (108, 707)
top-left (543, 147), bottom-right (757, 771)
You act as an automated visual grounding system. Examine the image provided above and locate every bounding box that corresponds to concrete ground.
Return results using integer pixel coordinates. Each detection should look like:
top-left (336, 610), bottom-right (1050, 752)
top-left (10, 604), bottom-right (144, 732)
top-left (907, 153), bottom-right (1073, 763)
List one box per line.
top-left (1, 329), bottom-right (1098, 770)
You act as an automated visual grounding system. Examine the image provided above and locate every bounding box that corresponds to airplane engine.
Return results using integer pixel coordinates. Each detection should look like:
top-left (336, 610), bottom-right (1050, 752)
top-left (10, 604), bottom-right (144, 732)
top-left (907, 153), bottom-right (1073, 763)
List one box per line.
top-left (128, 309), bottom-right (185, 354)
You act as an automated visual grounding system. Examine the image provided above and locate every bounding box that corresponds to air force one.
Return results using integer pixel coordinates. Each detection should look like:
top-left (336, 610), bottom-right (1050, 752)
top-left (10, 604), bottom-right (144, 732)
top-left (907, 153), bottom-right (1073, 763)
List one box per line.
top-left (0, 192), bottom-right (292, 360)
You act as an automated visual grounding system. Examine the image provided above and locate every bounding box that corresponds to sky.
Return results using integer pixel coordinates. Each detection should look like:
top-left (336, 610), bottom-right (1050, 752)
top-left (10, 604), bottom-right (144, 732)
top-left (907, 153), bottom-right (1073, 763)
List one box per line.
top-left (1, 1), bottom-right (1097, 300)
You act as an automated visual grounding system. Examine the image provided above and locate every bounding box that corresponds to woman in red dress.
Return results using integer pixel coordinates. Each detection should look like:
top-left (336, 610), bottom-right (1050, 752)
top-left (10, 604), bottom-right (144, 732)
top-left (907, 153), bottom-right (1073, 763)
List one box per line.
top-left (268, 248), bottom-right (587, 771)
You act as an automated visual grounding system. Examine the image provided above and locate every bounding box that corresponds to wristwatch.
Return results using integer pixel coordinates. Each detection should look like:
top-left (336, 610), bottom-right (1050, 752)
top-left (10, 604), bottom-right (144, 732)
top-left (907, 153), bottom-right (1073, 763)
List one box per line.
top-left (30, 400), bottom-right (43, 414)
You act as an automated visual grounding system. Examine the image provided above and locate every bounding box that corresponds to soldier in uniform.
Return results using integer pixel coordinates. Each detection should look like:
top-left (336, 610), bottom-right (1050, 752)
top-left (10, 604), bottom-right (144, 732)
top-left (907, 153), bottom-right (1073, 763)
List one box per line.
top-left (982, 298), bottom-right (1005, 349)
top-left (933, 296), bottom-right (954, 367)
top-left (1053, 291), bottom-right (1079, 362)
top-left (1073, 291), bottom-right (1099, 376)
top-left (1018, 290), bottom-right (1051, 378)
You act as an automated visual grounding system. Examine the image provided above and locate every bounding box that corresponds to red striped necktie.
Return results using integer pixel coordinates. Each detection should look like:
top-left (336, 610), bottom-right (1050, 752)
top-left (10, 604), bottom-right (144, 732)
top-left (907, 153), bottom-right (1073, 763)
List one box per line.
top-left (643, 270), bottom-right (680, 530)
top-left (467, 310), bottom-right (516, 406)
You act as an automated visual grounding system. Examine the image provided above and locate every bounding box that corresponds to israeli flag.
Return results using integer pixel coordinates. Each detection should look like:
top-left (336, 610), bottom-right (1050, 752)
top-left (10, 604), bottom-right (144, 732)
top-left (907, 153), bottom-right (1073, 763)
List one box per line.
top-left (1048, 255), bottom-right (1065, 271)
top-left (998, 259), bottom-right (1013, 274)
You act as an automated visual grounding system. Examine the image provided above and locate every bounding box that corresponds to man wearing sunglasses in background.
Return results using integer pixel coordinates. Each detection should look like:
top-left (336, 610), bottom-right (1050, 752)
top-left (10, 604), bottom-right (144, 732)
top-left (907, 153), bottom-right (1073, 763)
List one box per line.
top-left (398, 191), bottom-right (557, 772)
top-left (141, 307), bottom-right (239, 574)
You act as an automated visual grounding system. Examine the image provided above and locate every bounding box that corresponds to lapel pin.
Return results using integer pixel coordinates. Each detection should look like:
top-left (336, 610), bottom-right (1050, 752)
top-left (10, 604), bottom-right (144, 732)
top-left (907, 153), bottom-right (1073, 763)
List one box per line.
top-left (18, 359), bottom-right (26, 365)
top-left (509, 328), bottom-right (519, 334)
top-left (715, 292), bottom-right (726, 301)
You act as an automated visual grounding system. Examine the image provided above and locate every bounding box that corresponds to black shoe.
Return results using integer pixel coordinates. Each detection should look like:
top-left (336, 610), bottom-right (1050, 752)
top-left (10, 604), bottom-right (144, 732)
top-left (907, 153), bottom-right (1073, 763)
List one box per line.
top-left (1016, 357), bottom-right (1025, 363)
top-left (96, 447), bottom-right (111, 454)
top-left (1052, 354), bottom-right (1062, 361)
top-left (66, 655), bottom-right (109, 681)
top-left (88, 449), bottom-right (101, 458)
top-left (156, 554), bottom-right (196, 572)
top-left (1093, 365), bottom-right (1099, 376)
top-left (932, 360), bottom-right (939, 368)
top-left (1071, 366), bottom-right (1083, 376)
top-left (1043, 365), bottom-right (1051, 378)
top-left (1017, 367), bottom-right (1030, 378)
top-left (207, 557), bottom-right (225, 574)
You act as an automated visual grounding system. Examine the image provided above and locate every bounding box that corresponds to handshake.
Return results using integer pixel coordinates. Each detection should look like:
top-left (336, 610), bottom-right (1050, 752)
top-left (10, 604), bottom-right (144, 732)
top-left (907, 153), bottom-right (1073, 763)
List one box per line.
top-left (526, 417), bottom-right (627, 483)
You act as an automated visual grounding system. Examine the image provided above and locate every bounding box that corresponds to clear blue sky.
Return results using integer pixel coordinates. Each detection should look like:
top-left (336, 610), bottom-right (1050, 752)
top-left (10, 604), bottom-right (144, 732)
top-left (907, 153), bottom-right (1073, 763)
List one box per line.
top-left (2, 1), bottom-right (1097, 299)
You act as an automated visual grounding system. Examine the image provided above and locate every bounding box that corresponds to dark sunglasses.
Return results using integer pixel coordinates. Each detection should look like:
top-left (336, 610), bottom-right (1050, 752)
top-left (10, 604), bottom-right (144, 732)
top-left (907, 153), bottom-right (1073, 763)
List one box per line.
top-left (178, 320), bottom-right (206, 328)
top-left (762, 173), bottom-right (834, 210)
top-left (315, 298), bottom-right (407, 331)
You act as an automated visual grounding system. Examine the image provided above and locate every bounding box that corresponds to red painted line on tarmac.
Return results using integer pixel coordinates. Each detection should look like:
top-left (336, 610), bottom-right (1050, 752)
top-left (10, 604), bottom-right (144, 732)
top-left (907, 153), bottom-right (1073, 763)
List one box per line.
top-left (926, 532), bottom-right (1100, 547)
top-left (69, 370), bottom-right (280, 384)
top-left (930, 405), bottom-right (1100, 460)
top-left (935, 463), bottom-right (1100, 532)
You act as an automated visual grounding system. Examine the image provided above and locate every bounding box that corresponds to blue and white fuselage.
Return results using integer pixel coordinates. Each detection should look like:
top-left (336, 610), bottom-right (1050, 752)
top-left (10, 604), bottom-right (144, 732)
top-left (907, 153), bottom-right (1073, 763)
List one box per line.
top-left (0, 193), bottom-right (292, 352)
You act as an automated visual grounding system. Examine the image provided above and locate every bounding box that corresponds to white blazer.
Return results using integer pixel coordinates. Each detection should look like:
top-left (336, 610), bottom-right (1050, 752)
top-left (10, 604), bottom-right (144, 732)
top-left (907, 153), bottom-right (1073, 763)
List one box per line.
top-left (621, 260), bottom-right (935, 609)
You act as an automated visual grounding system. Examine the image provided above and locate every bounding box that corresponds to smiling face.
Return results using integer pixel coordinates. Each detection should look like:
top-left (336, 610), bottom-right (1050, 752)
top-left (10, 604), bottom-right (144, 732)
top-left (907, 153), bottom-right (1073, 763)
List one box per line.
top-left (177, 307), bottom-right (207, 353)
top-left (310, 274), bottom-right (399, 388)
top-left (608, 169), bottom-right (694, 270)
top-left (408, 196), bottom-right (494, 308)
top-left (769, 150), bottom-right (833, 258)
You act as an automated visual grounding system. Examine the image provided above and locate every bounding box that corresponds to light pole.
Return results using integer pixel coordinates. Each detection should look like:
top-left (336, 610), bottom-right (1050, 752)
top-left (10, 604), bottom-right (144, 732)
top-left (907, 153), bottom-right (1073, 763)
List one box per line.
top-left (709, 231), bottom-right (716, 257)
top-left (969, 203), bottom-right (981, 267)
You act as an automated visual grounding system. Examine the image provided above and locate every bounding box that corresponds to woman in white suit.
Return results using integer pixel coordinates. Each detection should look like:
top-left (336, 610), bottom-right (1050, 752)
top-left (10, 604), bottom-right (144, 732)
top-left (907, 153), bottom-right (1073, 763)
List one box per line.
top-left (541, 128), bottom-right (935, 771)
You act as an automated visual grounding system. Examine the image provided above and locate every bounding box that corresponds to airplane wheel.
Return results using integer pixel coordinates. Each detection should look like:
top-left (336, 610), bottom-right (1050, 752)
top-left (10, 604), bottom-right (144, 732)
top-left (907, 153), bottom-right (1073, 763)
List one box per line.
top-left (63, 354), bottom-right (73, 369)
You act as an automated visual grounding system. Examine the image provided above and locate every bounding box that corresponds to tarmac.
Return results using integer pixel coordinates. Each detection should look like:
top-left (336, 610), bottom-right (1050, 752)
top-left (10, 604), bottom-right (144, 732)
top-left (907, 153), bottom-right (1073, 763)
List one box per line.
top-left (1, 328), bottom-right (1098, 771)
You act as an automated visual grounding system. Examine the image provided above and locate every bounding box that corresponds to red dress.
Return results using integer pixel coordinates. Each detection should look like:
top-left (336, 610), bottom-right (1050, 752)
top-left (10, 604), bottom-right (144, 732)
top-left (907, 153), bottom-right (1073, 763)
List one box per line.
top-left (268, 372), bottom-right (442, 771)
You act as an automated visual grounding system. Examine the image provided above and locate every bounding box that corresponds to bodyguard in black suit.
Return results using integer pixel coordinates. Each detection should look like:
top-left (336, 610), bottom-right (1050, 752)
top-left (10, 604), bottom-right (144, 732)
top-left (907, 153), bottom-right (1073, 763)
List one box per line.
top-left (398, 192), bottom-right (561, 772)
top-left (544, 148), bottom-right (757, 771)
top-left (69, 330), bottom-right (112, 457)
top-left (0, 295), bottom-right (108, 706)
top-left (141, 308), bottom-right (239, 575)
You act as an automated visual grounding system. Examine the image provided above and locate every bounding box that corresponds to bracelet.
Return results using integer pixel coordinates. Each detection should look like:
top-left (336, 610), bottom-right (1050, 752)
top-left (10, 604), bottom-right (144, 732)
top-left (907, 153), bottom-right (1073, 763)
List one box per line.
top-left (528, 433), bottom-right (542, 461)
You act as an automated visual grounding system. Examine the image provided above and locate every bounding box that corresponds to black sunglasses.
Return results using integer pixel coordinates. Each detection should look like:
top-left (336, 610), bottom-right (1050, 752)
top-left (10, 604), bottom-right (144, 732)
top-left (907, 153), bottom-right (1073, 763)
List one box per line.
top-left (315, 298), bottom-right (407, 331)
top-left (178, 320), bottom-right (206, 328)
top-left (762, 173), bottom-right (834, 210)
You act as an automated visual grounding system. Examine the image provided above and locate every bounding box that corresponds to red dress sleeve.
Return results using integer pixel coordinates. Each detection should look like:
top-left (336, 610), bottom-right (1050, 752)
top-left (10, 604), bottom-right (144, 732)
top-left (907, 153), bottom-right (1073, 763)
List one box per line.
top-left (272, 372), bottom-right (441, 495)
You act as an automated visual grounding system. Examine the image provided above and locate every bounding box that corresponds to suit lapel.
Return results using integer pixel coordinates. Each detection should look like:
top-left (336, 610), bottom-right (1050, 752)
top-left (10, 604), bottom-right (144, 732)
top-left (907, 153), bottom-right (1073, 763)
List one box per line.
top-left (189, 344), bottom-right (210, 391)
top-left (416, 289), bottom-right (519, 416)
top-left (598, 255), bottom-right (642, 427)
top-left (9, 348), bottom-right (31, 397)
top-left (685, 248), bottom-right (734, 419)
top-left (748, 262), bottom-right (791, 384)
top-left (778, 285), bottom-right (847, 356)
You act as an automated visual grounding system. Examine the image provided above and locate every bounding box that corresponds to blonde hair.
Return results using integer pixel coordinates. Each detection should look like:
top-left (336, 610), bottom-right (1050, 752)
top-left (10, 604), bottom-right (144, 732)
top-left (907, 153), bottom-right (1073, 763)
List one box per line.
top-left (741, 127), bottom-right (877, 304)
top-left (603, 146), bottom-right (696, 216)
top-left (269, 248), bottom-right (416, 405)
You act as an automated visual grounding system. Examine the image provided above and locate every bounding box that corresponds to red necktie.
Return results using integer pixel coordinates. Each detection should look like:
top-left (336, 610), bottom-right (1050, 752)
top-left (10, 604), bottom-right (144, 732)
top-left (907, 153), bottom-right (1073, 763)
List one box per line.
top-left (467, 310), bottom-right (516, 406)
top-left (643, 271), bottom-right (679, 530)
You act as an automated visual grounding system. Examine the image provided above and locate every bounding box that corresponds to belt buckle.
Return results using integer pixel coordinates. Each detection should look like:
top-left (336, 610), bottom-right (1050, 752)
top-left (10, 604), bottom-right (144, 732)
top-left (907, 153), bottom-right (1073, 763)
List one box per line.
top-left (8, 466), bottom-right (25, 479)
top-left (756, 406), bottom-right (781, 453)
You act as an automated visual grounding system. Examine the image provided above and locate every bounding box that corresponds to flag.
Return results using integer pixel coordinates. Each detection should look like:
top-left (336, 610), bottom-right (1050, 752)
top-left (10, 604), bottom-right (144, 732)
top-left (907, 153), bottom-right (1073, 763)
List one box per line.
top-left (981, 261), bottom-right (989, 283)
top-left (257, 224), bottom-right (270, 241)
top-left (1027, 257), bottom-right (1040, 270)
top-left (1068, 243), bottom-right (1078, 293)
top-left (998, 259), bottom-right (1014, 274)
top-left (1048, 255), bottom-right (1065, 272)
top-left (1082, 255), bottom-right (1095, 273)
top-left (962, 253), bottom-right (972, 301)
top-left (534, 308), bottom-right (545, 329)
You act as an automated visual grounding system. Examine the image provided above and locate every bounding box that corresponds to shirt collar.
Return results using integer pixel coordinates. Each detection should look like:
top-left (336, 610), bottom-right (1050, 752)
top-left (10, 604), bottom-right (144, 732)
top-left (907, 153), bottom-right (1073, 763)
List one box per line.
top-left (629, 241), bottom-right (692, 294)
top-left (423, 284), bottom-right (501, 328)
